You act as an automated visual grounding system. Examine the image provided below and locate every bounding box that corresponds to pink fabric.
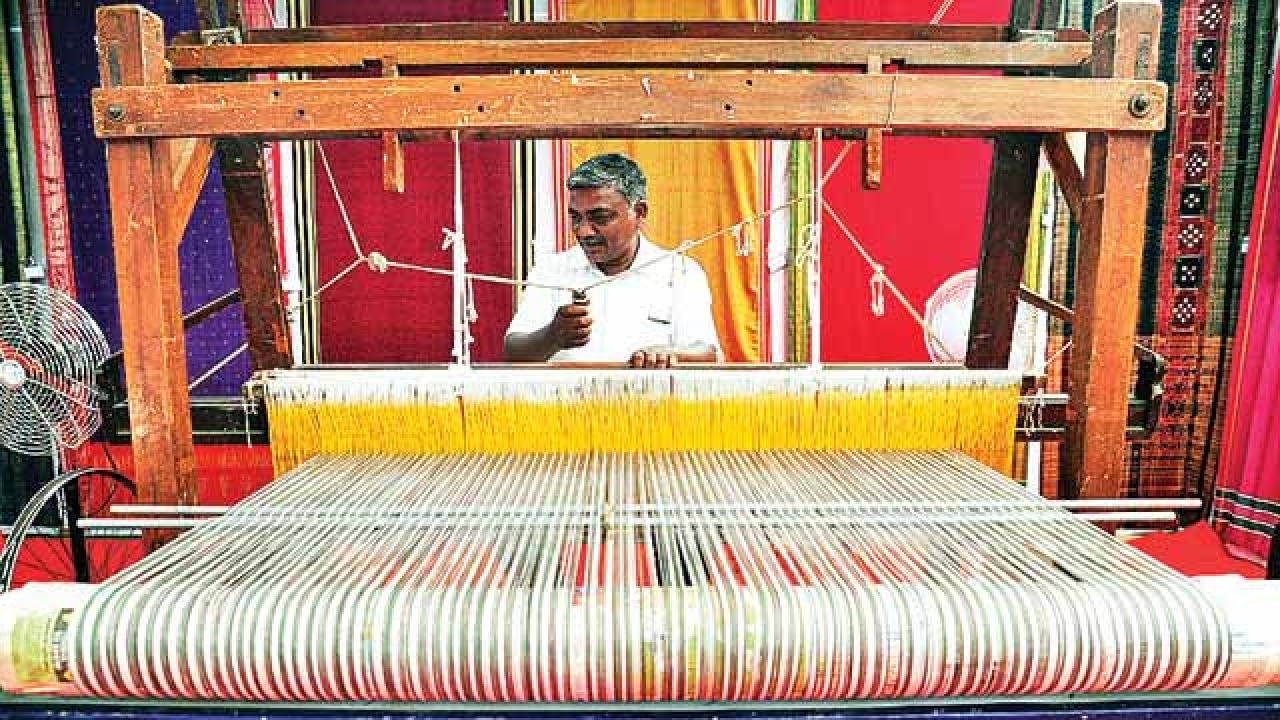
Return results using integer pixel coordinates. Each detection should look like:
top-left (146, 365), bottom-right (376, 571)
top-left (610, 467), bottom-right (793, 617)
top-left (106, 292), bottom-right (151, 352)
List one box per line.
top-left (816, 0), bottom-right (1009, 362)
top-left (1213, 58), bottom-right (1280, 562)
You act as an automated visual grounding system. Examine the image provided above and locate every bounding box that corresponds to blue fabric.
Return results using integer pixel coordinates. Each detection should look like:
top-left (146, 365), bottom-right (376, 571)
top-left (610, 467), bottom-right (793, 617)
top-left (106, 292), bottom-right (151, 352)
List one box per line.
top-left (50, 1), bottom-right (249, 395)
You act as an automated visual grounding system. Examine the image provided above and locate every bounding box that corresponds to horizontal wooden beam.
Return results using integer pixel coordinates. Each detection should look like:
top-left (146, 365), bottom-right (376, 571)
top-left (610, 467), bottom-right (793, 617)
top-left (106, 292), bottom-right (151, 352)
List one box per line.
top-left (174, 22), bottom-right (1013, 44)
top-left (167, 39), bottom-right (1093, 73)
top-left (400, 127), bottom-right (1007, 141)
top-left (94, 73), bottom-right (1165, 140)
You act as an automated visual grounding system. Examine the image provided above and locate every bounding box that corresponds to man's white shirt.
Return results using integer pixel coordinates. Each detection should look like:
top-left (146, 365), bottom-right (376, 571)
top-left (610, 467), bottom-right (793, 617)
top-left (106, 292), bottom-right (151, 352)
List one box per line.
top-left (506, 237), bottom-right (721, 362)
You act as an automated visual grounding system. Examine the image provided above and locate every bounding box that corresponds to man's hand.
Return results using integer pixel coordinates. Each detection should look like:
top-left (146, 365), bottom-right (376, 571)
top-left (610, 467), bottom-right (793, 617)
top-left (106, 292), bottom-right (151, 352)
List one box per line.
top-left (629, 346), bottom-right (679, 368)
top-left (504, 297), bottom-right (592, 361)
top-left (550, 300), bottom-right (592, 349)
top-left (628, 342), bottom-right (720, 368)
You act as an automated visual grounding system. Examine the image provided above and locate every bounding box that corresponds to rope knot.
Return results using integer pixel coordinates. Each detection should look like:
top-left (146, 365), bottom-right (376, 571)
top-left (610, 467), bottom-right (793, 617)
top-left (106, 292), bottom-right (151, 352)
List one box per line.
top-left (796, 223), bottom-right (821, 269)
top-left (442, 228), bottom-right (465, 252)
top-left (732, 220), bottom-right (753, 257)
top-left (366, 251), bottom-right (389, 273)
top-left (869, 263), bottom-right (887, 317)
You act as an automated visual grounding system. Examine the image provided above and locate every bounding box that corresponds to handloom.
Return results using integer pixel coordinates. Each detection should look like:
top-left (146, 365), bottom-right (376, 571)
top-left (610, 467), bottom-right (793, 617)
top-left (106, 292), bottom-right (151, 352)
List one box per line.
top-left (93, 1), bottom-right (1168, 506)
top-left (6, 1), bottom-right (1279, 717)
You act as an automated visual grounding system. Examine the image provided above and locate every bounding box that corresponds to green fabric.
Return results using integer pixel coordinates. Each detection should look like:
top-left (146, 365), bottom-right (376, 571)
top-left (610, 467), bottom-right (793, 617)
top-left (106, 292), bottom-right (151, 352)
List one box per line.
top-left (1191, 0), bottom-right (1278, 494)
top-left (785, 0), bottom-right (816, 363)
top-left (0, 0), bottom-right (27, 277)
top-left (1211, 0), bottom-right (1277, 336)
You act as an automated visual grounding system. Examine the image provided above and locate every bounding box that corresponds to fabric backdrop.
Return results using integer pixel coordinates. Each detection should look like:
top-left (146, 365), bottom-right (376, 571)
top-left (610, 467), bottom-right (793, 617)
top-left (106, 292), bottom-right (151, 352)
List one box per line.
top-left (812, 0), bottom-right (1010, 363)
top-left (311, 0), bottom-right (513, 363)
top-left (553, 0), bottom-right (768, 363)
top-left (1211, 55), bottom-right (1280, 564)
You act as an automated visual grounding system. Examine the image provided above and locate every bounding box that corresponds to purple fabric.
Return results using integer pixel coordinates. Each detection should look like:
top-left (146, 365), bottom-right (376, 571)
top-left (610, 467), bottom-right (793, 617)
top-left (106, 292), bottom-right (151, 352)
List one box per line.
top-left (49, 1), bottom-right (249, 395)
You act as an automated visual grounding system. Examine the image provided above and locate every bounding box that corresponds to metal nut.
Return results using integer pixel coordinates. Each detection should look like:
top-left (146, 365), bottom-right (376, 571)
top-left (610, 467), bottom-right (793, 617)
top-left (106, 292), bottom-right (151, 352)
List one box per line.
top-left (106, 104), bottom-right (126, 122)
top-left (1128, 93), bottom-right (1153, 118)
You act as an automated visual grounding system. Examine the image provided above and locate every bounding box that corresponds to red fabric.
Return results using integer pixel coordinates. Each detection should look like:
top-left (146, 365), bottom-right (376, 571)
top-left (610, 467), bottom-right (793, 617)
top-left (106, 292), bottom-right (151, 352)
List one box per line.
top-left (1212, 57), bottom-right (1280, 562)
top-left (22, 0), bottom-right (77, 294)
top-left (311, 0), bottom-right (512, 363)
top-left (818, 0), bottom-right (1006, 23)
top-left (817, 1), bottom-right (1008, 362)
top-left (1128, 521), bottom-right (1265, 579)
top-left (67, 443), bottom-right (275, 505)
top-left (7, 444), bottom-right (275, 586)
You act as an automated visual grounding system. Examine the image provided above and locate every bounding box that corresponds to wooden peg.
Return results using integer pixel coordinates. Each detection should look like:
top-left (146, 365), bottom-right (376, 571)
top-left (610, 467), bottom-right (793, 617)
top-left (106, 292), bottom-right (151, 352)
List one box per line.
top-left (382, 55), bottom-right (404, 193)
top-left (863, 54), bottom-right (884, 190)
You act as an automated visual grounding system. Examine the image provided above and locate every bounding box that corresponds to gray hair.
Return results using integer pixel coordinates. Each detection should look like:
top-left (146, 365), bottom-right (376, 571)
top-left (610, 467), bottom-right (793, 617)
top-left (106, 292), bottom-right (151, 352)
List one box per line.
top-left (566, 153), bottom-right (647, 204)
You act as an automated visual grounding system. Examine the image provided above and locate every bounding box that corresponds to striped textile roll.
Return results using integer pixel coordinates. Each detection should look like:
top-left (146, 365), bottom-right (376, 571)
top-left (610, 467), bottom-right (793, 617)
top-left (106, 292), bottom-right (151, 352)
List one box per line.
top-left (32, 450), bottom-right (1260, 702)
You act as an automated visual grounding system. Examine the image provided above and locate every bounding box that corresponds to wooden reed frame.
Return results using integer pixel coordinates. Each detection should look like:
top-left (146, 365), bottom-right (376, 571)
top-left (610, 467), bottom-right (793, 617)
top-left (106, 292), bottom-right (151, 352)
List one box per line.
top-left (93, 2), bottom-right (1163, 507)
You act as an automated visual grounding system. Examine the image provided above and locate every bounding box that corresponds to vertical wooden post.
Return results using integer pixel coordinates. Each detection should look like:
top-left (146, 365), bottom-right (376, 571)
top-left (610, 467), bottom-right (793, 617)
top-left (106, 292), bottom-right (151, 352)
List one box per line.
top-left (1008, 0), bottom-right (1038, 35)
top-left (96, 6), bottom-right (197, 513)
top-left (195, 1), bottom-right (293, 372)
top-left (862, 55), bottom-right (884, 191)
top-left (966, 132), bottom-right (1042, 369)
top-left (218, 139), bottom-right (294, 370)
top-left (1061, 0), bottom-right (1160, 498)
top-left (382, 56), bottom-right (405, 193)
top-left (194, 0), bottom-right (243, 35)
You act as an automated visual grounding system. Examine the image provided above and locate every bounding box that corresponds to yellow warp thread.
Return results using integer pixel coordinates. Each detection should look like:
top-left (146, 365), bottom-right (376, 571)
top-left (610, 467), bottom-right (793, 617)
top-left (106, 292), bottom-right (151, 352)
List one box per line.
top-left (264, 372), bottom-right (1020, 476)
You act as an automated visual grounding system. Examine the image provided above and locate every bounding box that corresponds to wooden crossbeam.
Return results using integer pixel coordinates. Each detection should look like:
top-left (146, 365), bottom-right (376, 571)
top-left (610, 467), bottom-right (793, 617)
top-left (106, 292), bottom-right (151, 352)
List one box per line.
top-left (966, 133), bottom-right (1043, 369)
top-left (94, 74), bottom-right (1165, 139)
top-left (167, 39), bottom-right (1093, 73)
top-left (174, 22), bottom-right (1016, 44)
top-left (1043, 132), bottom-right (1086, 218)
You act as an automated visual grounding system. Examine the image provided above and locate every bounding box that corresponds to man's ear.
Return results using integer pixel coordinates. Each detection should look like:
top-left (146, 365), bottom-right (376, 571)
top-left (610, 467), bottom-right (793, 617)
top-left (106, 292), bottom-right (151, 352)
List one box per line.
top-left (633, 200), bottom-right (649, 220)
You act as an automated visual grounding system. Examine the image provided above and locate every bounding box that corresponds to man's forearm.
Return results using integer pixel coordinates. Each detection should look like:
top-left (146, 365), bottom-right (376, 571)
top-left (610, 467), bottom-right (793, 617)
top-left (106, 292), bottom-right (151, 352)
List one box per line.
top-left (504, 327), bottom-right (558, 362)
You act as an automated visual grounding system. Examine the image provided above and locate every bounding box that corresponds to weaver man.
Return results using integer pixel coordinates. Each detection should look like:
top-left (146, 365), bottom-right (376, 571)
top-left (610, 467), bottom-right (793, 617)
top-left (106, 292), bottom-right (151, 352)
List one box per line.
top-left (504, 153), bottom-right (722, 369)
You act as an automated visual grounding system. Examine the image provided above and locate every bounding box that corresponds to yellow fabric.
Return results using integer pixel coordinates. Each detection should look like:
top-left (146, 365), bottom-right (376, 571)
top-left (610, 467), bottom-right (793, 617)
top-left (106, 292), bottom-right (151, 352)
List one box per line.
top-left (560, 0), bottom-right (764, 362)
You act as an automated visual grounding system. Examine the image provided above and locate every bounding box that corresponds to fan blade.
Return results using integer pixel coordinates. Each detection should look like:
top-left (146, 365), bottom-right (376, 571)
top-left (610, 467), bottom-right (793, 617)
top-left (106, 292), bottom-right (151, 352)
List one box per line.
top-left (0, 282), bottom-right (109, 455)
top-left (2, 386), bottom-right (54, 455)
top-left (26, 372), bottom-right (100, 409)
top-left (24, 375), bottom-right (100, 449)
top-left (0, 290), bottom-right (35, 348)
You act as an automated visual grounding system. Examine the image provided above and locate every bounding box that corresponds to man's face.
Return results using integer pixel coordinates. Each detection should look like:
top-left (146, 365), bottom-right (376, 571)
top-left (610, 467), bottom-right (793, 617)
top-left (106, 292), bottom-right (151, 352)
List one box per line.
top-left (568, 186), bottom-right (646, 275)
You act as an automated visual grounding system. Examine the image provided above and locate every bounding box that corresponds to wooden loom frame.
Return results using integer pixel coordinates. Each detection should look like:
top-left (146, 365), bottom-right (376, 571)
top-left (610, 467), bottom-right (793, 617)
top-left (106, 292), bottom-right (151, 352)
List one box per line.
top-left (92, 2), bottom-right (1164, 511)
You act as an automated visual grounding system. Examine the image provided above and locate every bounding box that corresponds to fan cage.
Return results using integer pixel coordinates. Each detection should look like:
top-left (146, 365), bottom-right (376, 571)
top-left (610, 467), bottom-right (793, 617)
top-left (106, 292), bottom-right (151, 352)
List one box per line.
top-left (0, 283), bottom-right (109, 455)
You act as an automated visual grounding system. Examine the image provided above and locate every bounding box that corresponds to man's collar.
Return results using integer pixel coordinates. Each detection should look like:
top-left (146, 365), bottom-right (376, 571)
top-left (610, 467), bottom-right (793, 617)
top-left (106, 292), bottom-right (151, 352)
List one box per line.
top-left (573, 234), bottom-right (658, 276)
top-left (631, 235), bottom-right (661, 266)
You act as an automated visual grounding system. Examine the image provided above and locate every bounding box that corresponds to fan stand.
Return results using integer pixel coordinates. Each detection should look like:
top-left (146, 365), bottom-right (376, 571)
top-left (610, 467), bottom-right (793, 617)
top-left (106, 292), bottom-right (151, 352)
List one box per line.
top-left (45, 437), bottom-right (93, 585)
top-left (0, 281), bottom-right (121, 590)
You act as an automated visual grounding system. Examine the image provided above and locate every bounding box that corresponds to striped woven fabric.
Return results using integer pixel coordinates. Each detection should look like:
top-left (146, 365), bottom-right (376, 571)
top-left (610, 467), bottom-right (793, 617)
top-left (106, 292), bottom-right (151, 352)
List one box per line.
top-left (58, 450), bottom-right (1246, 702)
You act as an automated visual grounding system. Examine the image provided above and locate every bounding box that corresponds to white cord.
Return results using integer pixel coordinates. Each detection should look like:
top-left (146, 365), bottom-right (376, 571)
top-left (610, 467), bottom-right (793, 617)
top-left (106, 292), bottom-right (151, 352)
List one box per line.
top-left (447, 130), bottom-right (474, 366)
top-left (930, 0), bottom-right (959, 24)
top-left (189, 343), bottom-right (248, 391)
